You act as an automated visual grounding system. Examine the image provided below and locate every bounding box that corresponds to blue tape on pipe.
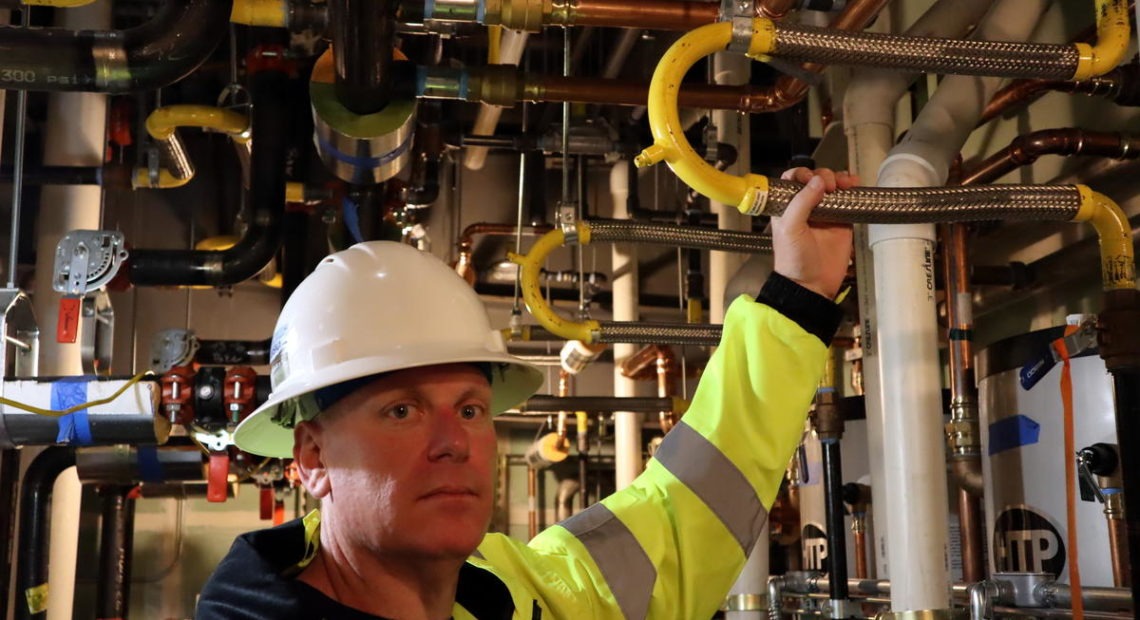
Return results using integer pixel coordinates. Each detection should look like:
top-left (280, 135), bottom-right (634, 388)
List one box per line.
top-left (425, 0), bottom-right (435, 19)
top-left (52, 378), bottom-right (93, 446)
top-left (988, 414), bottom-right (1041, 456)
top-left (136, 446), bottom-right (164, 483)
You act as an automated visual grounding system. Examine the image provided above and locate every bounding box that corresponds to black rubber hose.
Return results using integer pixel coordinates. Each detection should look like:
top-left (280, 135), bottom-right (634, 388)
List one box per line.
top-left (822, 440), bottom-right (850, 606)
top-left (1109, 369), bottom-right (1140, 607)
top-left (0, 0), bottom-right (232, 92)
top-left (95, 486), bottom-right (135, 620)
top-left (15, 447), bottom-right (76, 620)
top-left (329, 0), bottom-right (396, 114)
top-left (0, 449), bottom-right (20, 616)
top-left (129, 68), bottom-right (290, 286)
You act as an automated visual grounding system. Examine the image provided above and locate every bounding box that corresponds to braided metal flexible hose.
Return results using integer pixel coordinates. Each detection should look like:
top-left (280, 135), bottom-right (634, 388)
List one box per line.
top-left (157, 134), bottom-right (196, 181)
top-left (586, 219), bottom-right (772, 253)
top-left (747, 181), bottom-right (1085, 224)
top-left (772, 22), bottom-right (1079, 80)
top-left (597, 321), bottom-right (721, 346)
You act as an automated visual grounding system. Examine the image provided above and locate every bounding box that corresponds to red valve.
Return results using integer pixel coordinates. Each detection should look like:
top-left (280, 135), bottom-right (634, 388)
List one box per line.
top-left (273, 498), bottom-right (286, 525)
top-left (259, 486), bottom-right (274, 520)
top-left (160, 366), bottom-right (196, 425)
top-left (207, 452), bottom-right (230, 503)
top-left (224, 366), bottom-right (258, 424)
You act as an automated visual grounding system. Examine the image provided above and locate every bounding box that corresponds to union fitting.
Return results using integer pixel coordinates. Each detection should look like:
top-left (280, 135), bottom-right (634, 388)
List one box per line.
top-left (811, 390), bottom-right (843, 441)
top-left (485, 0), bottom-right (547, 31)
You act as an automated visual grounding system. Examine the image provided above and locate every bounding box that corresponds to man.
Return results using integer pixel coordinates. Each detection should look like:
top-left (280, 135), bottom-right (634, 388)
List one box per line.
top-left (197, 167), bottom-right (857, 619)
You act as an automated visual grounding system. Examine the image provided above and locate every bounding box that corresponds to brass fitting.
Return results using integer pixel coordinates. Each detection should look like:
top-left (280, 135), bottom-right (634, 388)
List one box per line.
top-left (811, 390), bottom-right (843, 441)
top-left (484, 0), bottom-right (548, 31)
top-left (470, 65), bottom-right (523, 107)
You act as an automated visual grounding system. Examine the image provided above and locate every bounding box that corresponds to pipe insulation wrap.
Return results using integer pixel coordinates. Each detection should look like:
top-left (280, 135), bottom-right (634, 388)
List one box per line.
top-left (750, 181), bottom-right (1084, 223)
top-left (771, 22), bottom-right (1079, 80)
top-left (587, 220), bottom-right (772, 253)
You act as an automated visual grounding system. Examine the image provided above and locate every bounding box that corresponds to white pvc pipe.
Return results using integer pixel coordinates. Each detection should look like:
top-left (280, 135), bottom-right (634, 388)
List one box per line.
top-left (869, 0), bottom-right (1050, 610)
top-left (610, 162), bottom-right (641, 490)
top-left (463, 29), bottom-right (529, 171)
top-left (28, 5), bottom-right (110, 617)
top-left (707, 50), bottom-right (768, 619)
top-left (842, 0), bottom-right (997, 583)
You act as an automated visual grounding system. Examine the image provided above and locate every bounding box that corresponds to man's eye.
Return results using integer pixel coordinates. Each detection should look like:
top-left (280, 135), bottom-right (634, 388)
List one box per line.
top-left (460, 405), bottom-right (487, 420)
top-left (387, 404), bottom-right (412, 420)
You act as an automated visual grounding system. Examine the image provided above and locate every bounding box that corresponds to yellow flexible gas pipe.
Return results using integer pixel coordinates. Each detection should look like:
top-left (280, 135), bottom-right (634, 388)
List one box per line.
top-left (1073, 186), bottom-right (1136, 290)
top-left (231, 0), bottom-right (289, 27)
top-left (1073, 0), bottom-right (1131, 80)
top-left (146, 105), bottom-right (251, 143)
top-left (132, 169), bottom-right (192, 190)
top-left (506, 223), bottom-right (602, 344)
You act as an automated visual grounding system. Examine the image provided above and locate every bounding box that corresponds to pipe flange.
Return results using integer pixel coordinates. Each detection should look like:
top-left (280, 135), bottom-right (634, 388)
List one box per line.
top-left (310, 49), bottom-right (417, 184)
top-left (721, 593), bottom-right (768, 611)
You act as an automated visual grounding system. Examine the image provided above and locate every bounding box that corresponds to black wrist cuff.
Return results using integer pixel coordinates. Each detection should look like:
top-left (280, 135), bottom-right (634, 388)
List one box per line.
top-left (755, 273), bottom-right (843, 346)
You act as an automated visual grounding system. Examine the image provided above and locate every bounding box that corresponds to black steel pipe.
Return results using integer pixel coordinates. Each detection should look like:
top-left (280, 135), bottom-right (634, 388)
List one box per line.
top-left (0, 166), bottom-right (101, 186)
top-left (0, 449), bottom-right (19, 616)
top-left (16, 447), bottom-right (76, 620)
top-left (95, 486), bottom-right (135, 620)
top-left (1109, 369), bottom-right (1140, 606)
top-left (0, 0), bottom-right (231, 92)
top-left (129, 68), bottom-right (290, 286)
top-left (329, 0), bottom-right (396, 114)
top-left (821, 440), bottom-right (850, 606)
top-left (194, 338), bottom-right (271, 366)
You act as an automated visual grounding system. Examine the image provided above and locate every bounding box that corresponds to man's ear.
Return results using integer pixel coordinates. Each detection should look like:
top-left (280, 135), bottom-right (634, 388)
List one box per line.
top-left (294, 421), bottom-right (331, 499)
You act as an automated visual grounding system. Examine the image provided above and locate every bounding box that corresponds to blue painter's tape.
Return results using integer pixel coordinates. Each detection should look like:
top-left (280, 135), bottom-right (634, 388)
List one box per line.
top-left (137, 446), bottom-right (164, 483)
top-left (988, 414), bottom-right (1041, 456)
top-left (52, 378), bottom-right (93, 446)
top-left (477, 0), bottom-right (485, 22)
top-left (315, 129), bottom-right (414, 171)
top-left (425, 0), bottom-right (435, 19)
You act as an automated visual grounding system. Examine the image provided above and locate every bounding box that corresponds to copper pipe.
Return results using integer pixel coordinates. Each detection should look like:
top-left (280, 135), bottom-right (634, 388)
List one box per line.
top-left (1106, 493), bottom-right (1132, 588)
top-left (565, 0), bottom-right (719, 30)
top-left (942, 222), bottom-right (984, 497)
top-left (959, 488), bottom-right (985, 582)
top-left (961, 129), bottom-right (1140, 186)
top-left (453, 222), bottom-right (553, 286)
top-left (757, 0), bottom-right (799, 19)
top-left (531, 0), bottom-right (889, 113)
top-left (527, 466), bottom-right (538, 540)
top-left (852, 517), bottom-right (868, 579)
top-left (977, 74), bottom-right (1122, 127)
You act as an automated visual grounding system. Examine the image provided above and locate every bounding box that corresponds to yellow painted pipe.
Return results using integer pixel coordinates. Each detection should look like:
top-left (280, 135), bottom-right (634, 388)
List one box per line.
top-left (506, 223), bottom-right (603, 344)
top-left (1073, 186), bottom-right (1136, 290)
top-left (285, 181), bottom-right (305, 203)
top-left (231, 0), bottom-right (289, 27)
top-left (132, 168), bottom-right (191, 190)
top-left (633, 21), bottom-right (766, 212)
top-left (1073, 0), bottom-right (1130, 80)
top-left (145, 105), bottom-right (250, 142)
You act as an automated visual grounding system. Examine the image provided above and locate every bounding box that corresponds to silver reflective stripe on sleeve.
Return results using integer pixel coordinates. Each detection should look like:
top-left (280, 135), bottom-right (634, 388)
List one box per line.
top-left (653, 422), bottom-right (768, 554)
top-left (560, 503), bottom-right (655, 620)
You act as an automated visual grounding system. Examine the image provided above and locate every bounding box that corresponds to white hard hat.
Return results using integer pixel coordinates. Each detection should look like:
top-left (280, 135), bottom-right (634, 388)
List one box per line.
top-left (234, 241), bottom-right (544, 458)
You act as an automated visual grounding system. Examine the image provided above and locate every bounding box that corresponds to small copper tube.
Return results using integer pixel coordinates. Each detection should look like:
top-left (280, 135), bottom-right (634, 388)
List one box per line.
top-left (527, 467), bottom-right (538, 539)
top-left (453, 223), bottom-right (553, 285)
top-left (560, 0), bottom-right (719, 30)
top-left (959, 489), bottom-right (985, 582)
top-left (1106, 493), bottom-right (1131, 588)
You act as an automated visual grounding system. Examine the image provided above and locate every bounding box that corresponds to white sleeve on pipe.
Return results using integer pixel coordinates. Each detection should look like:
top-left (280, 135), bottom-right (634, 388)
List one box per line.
top-left (463, 29), bottom-right (529, 171)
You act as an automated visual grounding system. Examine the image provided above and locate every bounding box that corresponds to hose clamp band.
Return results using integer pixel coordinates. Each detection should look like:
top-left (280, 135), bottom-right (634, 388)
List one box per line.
top-left (720, 0), bottom-right (755, 53)
top-left (92, 39), bottom-right (129, 91)
top-left (557, 201), bottom-right (578, 245)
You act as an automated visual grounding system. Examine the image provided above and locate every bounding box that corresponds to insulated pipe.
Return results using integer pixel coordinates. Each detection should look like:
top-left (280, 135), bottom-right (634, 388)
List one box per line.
top-left (610, 162), bottom-right (640, 490)
top-left (128, 67), bottom-right (289, 287)
top-left (133, 105), bottom-right (251, 189)
top-left (95, 486), bottom-right (135, 620)
top-left (960, 129), bottom-right (1140, 185)
top-left (709, 51), bottom-right (752, 326)
top-left (15, 447), bottom-right (75, 620)
top-left (329, 0), bottom-right (396, 114)
top-left (0, 0), bottom-right (232, 92)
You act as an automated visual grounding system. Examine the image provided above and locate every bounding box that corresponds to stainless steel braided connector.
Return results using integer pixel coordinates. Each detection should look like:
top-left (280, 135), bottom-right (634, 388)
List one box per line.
top-left (772, 23), bottom-right (1079, 80)
top-left (598, 321), bottom-right (722, 346)
top-left (587, 219), bottom-right (772, 253)
top-left (750, 181), bottom-right (1084, 224)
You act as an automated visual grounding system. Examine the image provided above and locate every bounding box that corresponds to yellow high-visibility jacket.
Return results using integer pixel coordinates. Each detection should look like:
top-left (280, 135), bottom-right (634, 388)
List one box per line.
top-left (197, 286), bottom-right (835, 620)
top-left (466, 292), bottom-right (831, 619)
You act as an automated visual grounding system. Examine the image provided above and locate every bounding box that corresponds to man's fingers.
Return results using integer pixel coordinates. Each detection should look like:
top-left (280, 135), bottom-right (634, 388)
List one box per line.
top-left (837, 171), bottom-right (861, 190)
top-left (780, 174), bottom-right (825, 229)
top-left (814, 169), bottom-right (837, 192)
top-left (781, 167), bottom-right (814, 183)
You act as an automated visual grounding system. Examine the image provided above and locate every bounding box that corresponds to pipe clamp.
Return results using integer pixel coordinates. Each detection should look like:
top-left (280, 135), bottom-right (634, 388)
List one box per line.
top-left (721, 593), bottom-right (768, 611)
top-left (720, 0), bottom-right (756, 53)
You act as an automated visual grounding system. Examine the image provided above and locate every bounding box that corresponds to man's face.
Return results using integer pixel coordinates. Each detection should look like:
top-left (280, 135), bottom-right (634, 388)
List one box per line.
top-left (301, 363), bottom-right (497, 561)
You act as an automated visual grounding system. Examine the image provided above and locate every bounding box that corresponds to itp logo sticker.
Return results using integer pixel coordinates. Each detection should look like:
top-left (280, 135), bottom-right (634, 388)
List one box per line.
top-left (993, 506), bottom-right (1066, 577)
top-left (802, 523), bottom-right (829, 572)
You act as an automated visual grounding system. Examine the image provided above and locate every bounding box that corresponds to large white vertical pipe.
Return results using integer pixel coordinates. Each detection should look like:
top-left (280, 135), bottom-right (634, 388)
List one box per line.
top-left (869, 0), bottom-right (1050, 610)
top-left (706, 51), bottom-right (768, 619)
top-left (610, 162), bottom-right (641, 490)
top-left (842, 0), bottom-right (997, 582)
top-left (28, 4), bottom-right (111, 618)
top-left (463, 30), bottom-right (529, 171)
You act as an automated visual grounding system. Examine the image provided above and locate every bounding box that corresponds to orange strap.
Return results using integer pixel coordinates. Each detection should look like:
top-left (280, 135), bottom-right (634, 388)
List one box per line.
top-left (1053, 327), bottom-right (1084, 619)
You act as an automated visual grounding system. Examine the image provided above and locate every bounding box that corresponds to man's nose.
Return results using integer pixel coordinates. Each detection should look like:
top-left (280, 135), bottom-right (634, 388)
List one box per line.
top-left (427, 410), bottom-right (470, 462)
